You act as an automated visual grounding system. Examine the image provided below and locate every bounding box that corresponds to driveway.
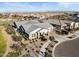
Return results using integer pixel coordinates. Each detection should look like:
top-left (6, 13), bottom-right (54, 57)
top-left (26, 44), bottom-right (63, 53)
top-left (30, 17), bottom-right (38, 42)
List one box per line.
top-left (54, 38), bottom-right (79, 57)
top-left (53, 30), bottom-right (79, 57)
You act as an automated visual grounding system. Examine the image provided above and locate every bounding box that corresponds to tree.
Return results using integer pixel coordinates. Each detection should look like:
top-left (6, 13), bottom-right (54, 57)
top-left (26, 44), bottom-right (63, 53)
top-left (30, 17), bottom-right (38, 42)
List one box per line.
top-left (27, 50), bottom-right (30, 53)
top-left (54, 41), bottom-right (58, 43)
top-left (36, 50), bottom-right (39, 53)
top-left (40, 35), bottom-right (47, 41)
top-left (27, 50), bottom-right (30, 56)
top-left (45, 48), bottom-right (48, 50)
top-left (48, 50), bottom-right (52, 53)
top-left (49, 36), bottom-right (55, 41)
top-left (39, 46), bottom-right (41, 48)
top-left (40, 43), bottom-right (43, 45)
top-left (25, 48), bottom-right (27, 51)
top-left (11, 14), bottom-right (19, 19)
top-left (29, 41), bottom-right (32, 44)
top-left (50, 45), bottom-right (53, 47)
top-left (32, 48), bottom-right (34, 51)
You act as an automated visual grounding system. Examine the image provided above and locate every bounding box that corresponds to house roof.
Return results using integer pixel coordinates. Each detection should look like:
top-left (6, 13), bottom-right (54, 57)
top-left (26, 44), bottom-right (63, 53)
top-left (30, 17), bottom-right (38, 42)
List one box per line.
top-left (14, 20), bottom-right (39, 28)
top-left (34, 22), bottom-right (53, 29)
top-left (45, 19), bottom-right (73, 26)
top-left (15, 21), bottom-right (27, 28)
top-left (22, 24), bottom-right (41, 34)
top-left (15, 20), bottom-right (53, 34)
top-left (22, 22), bottom-right (53, 34)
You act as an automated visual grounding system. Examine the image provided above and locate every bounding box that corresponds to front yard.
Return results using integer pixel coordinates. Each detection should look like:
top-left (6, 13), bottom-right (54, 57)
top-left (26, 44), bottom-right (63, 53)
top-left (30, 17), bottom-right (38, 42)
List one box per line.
top-left (0, 27), bottom-right (6, 56)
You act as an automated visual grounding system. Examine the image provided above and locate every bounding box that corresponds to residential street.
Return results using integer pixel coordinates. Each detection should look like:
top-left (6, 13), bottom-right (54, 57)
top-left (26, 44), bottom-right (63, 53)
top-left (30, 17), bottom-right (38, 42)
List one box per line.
top-left (52, 30), bottom-right (79, 57)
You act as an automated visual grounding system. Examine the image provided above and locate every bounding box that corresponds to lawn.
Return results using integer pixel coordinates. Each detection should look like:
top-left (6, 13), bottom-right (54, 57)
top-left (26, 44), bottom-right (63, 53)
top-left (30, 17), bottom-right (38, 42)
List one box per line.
top-left (0, 27), bottom-right (6, 56)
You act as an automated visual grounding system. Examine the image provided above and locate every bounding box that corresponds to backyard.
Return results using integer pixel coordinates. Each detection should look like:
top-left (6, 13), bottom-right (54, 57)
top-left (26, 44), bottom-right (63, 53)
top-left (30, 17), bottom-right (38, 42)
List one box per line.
top-left (0, 27), bottom-right (6, 56)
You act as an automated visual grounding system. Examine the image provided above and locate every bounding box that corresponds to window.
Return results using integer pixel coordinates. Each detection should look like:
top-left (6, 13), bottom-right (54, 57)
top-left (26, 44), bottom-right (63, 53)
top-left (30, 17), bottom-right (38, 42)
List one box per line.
top-left (32, 33), bottom-right (36, 37)
top-left (32, 34), bottom-right (34, 37)
top-left (34, 33), bottom-right (36, 37)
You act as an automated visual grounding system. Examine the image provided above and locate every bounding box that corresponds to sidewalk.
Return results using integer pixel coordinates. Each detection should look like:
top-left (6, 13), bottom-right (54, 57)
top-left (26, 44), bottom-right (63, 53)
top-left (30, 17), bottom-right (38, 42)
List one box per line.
top-left (39, 40), bottom-right (51, 57)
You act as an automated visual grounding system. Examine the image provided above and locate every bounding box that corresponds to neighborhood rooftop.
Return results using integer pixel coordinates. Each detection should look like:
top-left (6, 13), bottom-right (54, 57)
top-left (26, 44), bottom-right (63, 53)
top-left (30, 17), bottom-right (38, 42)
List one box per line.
top-left (44, 19), bottom-right (73, 26)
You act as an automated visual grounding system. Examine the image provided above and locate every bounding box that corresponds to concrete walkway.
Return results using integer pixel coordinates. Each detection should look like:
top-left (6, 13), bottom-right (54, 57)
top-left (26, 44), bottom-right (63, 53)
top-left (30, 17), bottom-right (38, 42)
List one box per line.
top-left (39, 39), bottom-right (51, 57)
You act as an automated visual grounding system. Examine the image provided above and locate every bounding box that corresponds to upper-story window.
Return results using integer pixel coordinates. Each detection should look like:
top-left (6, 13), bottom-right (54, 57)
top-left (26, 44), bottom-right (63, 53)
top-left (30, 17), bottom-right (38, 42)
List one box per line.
top-left (32, 33), bottom-right (36, 37)
top-left (32, 34), bottom-right (33, 37)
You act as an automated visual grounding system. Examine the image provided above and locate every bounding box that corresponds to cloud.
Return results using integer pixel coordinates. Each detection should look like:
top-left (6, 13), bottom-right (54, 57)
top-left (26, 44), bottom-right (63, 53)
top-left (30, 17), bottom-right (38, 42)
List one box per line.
top-left (58, 2), bottom-right (71, 8)
top-left (56, 2), bottom-right (79, 11)
top-left (58, 2), bottom-right (79, 8)
top-left (0, 2), bottom-right (79, 12)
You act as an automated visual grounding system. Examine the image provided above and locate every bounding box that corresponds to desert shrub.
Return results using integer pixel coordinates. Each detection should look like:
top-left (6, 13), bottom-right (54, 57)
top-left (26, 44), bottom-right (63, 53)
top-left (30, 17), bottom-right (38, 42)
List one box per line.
top-left (10, 44), bottom-right (22, 52)
top-left (5, 25), bottom-right (16, 35)
top-left (12, 35), bottom-right (22, 42)
top-left (49, 36), bottom-right (55, 41)
top-left (54, 41), bottom-right (58, 43)
top-left (40, 35), bottom-right (47, 41)
top-left (7, 52), bottom-right (20, 57)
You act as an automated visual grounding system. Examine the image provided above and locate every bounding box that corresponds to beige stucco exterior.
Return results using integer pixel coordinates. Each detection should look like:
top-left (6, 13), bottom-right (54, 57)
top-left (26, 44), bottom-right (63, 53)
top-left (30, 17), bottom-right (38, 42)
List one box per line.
top-left (29, 27), bottom-right (53, 39)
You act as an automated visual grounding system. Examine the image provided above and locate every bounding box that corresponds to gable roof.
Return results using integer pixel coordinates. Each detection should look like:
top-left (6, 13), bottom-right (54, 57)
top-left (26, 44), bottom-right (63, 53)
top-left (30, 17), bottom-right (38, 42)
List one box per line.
top-left (14, 21), bottom-right (27, 28)
top-left (15, 20), bottom-right (53, 34)
top-left (34, 22), bottom-right (53, 29)
top-left (44, 19), bottom-right (73, 26)
top-left (14, 20), bottom-right (39, 28)
top-left (22, 24), bottom-right (41, 34)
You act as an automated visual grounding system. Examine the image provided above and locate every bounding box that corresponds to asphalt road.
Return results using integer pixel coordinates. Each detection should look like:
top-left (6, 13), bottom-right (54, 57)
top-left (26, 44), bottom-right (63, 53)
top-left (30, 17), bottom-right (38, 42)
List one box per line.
top-left (54, 38), bottom-right (79, 57)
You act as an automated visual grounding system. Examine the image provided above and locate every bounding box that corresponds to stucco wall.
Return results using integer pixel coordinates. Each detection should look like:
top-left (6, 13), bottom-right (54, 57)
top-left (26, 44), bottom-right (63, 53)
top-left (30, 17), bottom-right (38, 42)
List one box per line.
top-left (29, 26), bottom-right (54, 39)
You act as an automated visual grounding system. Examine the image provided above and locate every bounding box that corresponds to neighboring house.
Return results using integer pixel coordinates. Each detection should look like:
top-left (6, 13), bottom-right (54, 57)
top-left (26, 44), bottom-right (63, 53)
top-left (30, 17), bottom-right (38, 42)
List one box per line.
top-left (46, 19), bottom-right (79, 30)
top-left (13, 19), bottom-right (79, 39)
top-left (13, 20), bottom-right (53, 39)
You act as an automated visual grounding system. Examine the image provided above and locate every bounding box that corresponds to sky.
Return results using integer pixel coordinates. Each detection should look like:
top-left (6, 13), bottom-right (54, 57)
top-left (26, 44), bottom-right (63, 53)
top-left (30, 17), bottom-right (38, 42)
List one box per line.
top-left (0, 2), bottom-right (79, 12)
